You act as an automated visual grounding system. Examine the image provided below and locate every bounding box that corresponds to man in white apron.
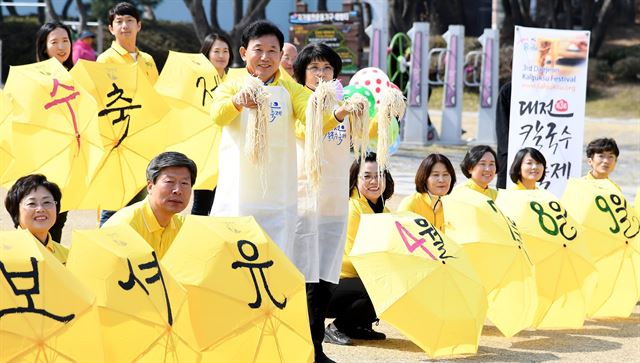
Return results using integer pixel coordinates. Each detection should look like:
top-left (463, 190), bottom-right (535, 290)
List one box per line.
top-left (209, 21), bottom-right (341, 260)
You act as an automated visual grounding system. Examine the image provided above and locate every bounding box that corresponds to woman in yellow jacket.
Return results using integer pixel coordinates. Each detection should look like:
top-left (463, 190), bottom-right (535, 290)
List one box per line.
top-left (509, 147), bottom-right (547, 190)
top-left (397, 153), bottom-right (456, 231)
top-left (4, 174), bottom-right (69, 264)
top-left (190, 33), bottom-right (233, 216)
top-left (325, 152), bottom-right (394, 345)
top-left (456, 145), bottom-right (499, 200)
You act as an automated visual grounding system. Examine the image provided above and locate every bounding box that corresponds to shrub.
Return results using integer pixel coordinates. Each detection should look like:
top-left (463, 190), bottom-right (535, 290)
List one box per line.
top-left (612, 57), bottom-right (640, 81)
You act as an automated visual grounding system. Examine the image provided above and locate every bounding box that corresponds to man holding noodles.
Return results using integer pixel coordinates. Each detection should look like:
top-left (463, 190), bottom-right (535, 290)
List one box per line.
top-left (209, 20), bottom-right (351, 257)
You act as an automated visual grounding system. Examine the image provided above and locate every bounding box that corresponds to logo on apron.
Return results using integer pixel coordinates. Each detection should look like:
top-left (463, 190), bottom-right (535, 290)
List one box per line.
top-left (270, 101), bottom-right (283, 123)
top-left (325, 123), bottom-right (347, 145)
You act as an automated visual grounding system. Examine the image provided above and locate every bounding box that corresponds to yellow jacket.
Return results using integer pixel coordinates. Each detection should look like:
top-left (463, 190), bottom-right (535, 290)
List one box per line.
top-left (583, 172), bottom-right (621, 191)
top-left (103, 198), bottom-right (184, 259)
top-left (97, 41), bottom-right (159, 84)
top-left (210, 68), bottom-right (340, 132)
top-left (457, 178), bottom-right (498, 201)
top-left (397, 192), bottom-right (445, 232)
top-left (341, 190), bottom-right (390, 278)
top-left (511, 181), bottom-right (537, 190)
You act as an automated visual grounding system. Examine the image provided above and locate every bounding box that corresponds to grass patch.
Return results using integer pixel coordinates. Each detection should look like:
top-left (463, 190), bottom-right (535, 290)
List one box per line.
top-left (427, 83), bottom-right (640, 119)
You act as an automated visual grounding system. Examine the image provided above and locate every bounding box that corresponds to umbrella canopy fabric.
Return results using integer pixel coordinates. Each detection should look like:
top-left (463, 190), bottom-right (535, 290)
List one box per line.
top-left (65, 225), bottom-right (200, 362)
top-left (70, 60), bottom-right (171, 210)
top-left (349, 212), bottom-right (487, 358)
top-left (0, 229), bottom-right (96, 362)
top-left (562, 178), bottom-right (640, 318)
top-left (497, 189), bottom-right (597, 329)
top-left (162, 215), bottom-right (313, 363)
top-left (0, 90), bottom-right (15, 180)
top-left (1, 58), bottom-right (105, 211)
top-left (443, 187), bottom-right (537, 337)
top-left (155, 51), bottom-right (222, 190)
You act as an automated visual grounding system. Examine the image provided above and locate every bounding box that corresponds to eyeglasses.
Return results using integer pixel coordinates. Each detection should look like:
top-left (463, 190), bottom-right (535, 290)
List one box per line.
top-left (306, 65), bottom-right (334, 74)
top-left (359, 174), bottom-right (380, 182)
top-left (21, 200), bottom-right (57, 209)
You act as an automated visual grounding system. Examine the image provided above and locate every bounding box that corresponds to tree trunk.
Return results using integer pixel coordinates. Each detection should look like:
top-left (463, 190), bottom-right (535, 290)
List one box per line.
top-left (142, 4), bottom-right (156, 21)
top-left (590, 0), bottom-right (619, 56)
top-left (44, 0), bottom-right (59, 22)
top-left (75, 0), bottom-right (87, 31)
top-left (247, 0), bottom-right (266, 19)
top-left (233, 0), bottom-right (242, 26)
top-left (61, 0), bottom-right (72, 19)
top-left (209, 0), bottom-right (220, 30)
top-left (183, 0), bottom-right (211, 42)
top-left (38, 0), bottom-right (46, 23)
top-left (2, 0), bottom-right (19, 16)
top-left (317, 0), bottom-right (328, 11)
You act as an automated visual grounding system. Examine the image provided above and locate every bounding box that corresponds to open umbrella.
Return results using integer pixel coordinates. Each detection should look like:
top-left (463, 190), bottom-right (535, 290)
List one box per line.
top-left (497, 189), bottom-right (597, 329)
top-left (443, 187), bottom-right (537, 337)
top-left (65, 225), bottom-right (201, 362)
top-left (1, 58), bottom-right (105, 211)
top-left (0, 229), bottom-right (97, 362)
top-left (155, 51), bottom-right (222, 190)
top-left (162, 215), bottom-right (312, 363)
top-left (562, 178), bottom-right (640, 318)
top-left (70, 60), bottom-right (171, 210)
top-left (0, 90), bottom-right (15, 180)
top-left (349, 212), bottom-right (487, 358)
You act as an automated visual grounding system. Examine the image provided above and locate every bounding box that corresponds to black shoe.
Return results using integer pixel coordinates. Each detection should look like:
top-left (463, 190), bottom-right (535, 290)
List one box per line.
top-left (315, 351), bottom-right (336, 363)
top-left (344, 326), bottom-right (386, 340)
top-left (324, 323), bottom-right (353, 346)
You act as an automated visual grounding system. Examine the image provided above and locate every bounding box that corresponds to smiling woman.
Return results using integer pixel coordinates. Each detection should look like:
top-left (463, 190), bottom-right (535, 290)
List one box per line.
top-left (4, 174), bottom-right (69, 264)
top-left (35, 22), bottom-right (74, 70)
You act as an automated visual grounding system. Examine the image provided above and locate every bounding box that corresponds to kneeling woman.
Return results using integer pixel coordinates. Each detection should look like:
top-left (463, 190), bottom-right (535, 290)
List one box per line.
top-left (397, 153), bottom-right (456, 231)
top-left (4, 174), bottom-right (69, 264)
top-left (325, 152), bottom-right (393, 344)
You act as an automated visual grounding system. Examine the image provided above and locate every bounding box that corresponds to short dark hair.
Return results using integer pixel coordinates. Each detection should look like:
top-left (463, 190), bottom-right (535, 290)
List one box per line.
top-left (509, 147), bottom-right (547, 184)
top-left (146, 152), bottom-right (197, 185)
top-left (415, 153), bottom-right (456, 194)
top-left (292, 43), bottom-right (342, 85)
top-left (35, 22), bottom-right (74, 70)
top-left (5, 174), bottom-right (62, 228)
top-left (349, 152), bottom-right (394, 202)
top-left (241, 20), bottom-right (284, 50)
top-left (586, 138), bottom-right (619, 158)
top-left (460, 145), bottom-right (499, 178)
top-left (200, 33), bottom-right (234, 69)
top-left (108, 2), bottom-right (140, 25)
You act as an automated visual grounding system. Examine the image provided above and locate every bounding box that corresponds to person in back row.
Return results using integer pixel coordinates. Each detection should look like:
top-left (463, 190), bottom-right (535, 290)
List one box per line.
top-left (456, 145), bottom-right (499, 200)
top-left (103, 152), bottom-right (196, 259)
top-left (583, 137), bottom-right (620, 188)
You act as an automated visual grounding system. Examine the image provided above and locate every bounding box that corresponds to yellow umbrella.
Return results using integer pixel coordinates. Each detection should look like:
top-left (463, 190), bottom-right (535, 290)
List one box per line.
top-left (0, 89), bottom-right (15, 179)
top-left (349, 212), bottom-right (487, 358)
top-left (65, 225), bottom-right (201, 362)
top-left (1, 58), bottom-right (105, 211)
top-left (561, 178), bottom-right (640, 318)
top-left (69, 60), bottom-right (171, 210)
top-left (0, 229), bottom-right (97, 362)
top-left (155, 51), bottom-right (222, 190)
top-left (497, 189), bottom-right (597, 329)
top-left (443, 187), bottom-right (537, 337)
top-left (162, 215), bottom-right (313, 363)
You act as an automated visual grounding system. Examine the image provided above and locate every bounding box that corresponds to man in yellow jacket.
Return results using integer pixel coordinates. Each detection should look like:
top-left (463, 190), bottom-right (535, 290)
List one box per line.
top-left (209, 20), bottom-right (347, 261)
top-left (104, 152), bottom-right (197, 259)
top-left (97, 2), bottom-right (158, 84)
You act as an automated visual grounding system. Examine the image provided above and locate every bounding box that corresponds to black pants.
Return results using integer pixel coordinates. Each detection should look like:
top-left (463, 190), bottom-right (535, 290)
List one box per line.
top-left (49, 210), bottom-right (68, 242)
top-left (306, 280), bottom-right (336, 358)
top-left (326, 277), bottom-right (376, 332)
top-left (191, 188), bottom-right (216, 216)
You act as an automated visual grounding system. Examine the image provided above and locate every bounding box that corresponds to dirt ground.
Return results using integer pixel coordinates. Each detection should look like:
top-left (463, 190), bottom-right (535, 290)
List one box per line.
top-left (0, 115), bottom-right (638, 362)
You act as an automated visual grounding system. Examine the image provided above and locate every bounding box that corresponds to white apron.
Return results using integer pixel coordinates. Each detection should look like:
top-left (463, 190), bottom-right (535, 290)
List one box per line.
top-left (212, 86), bottom-right (297, 258)
top-left (294, 113), bottom-right (351, 283)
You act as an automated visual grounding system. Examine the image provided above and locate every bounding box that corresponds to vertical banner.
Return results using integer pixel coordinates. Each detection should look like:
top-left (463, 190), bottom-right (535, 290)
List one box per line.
top-left (508, 26), bottom-right (590, 197)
